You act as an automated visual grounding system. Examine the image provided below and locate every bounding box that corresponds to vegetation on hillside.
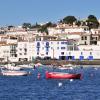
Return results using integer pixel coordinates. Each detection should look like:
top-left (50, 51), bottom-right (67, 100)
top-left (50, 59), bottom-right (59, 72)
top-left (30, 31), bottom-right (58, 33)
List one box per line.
top-left (22, 15), bottom-right (100, 31)
top-left (86, 15), bottom-right (99, 29)
top-left (62, 16), bottom-right (77, 25)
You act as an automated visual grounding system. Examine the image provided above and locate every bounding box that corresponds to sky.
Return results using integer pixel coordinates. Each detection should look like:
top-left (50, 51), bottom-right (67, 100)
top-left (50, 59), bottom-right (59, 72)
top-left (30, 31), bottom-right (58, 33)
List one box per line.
top-left (0, 0), bottom-right (100, 26)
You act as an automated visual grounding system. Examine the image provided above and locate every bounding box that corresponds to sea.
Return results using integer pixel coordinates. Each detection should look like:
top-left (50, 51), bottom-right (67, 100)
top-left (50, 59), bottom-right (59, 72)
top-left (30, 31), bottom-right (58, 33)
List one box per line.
top-left (0, 65), bottom-right (100, 100)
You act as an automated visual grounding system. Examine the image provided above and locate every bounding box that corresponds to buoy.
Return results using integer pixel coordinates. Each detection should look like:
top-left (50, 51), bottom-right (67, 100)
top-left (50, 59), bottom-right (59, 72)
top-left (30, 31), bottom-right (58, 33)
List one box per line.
top-left (28, 71), bottom-right (31, 75)
top-left (58, 82), bottom-right (62, 87)
top-left (70, 79), bottom-right (73, 82)
top-left (37, 73), bottom-right (41, 79)
top-left (94, 68), bottom-right (98, 70)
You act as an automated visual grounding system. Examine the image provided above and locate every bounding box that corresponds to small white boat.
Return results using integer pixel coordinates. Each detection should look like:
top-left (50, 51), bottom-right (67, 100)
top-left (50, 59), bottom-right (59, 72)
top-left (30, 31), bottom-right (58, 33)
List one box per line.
top-left (1, 69), bottom-right (30, 76)
top-left (58, 67), bottom-right (73, 70)
top-left (62, 64), bottom-right (73, 67)
top-left (18, 64), bottom-right (34, 68)
top-left (4, 64), bottom-right (21, 70)
top-left (58, 64), bottom-right (74, 70)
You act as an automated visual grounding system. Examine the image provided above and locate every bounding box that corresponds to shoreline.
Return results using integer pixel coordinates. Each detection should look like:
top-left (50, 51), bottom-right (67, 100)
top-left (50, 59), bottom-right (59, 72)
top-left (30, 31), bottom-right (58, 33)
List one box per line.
top-left (26, 60), bottom-right (100, 65)
top-left (0, 60), bottom-right (100, 66)
top-left (34, 60), bottom-right (100, 65)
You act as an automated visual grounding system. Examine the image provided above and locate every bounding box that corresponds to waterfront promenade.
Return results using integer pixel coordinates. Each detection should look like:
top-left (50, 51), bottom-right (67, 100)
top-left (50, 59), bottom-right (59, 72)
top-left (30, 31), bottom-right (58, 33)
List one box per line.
top-left (36, 60), bottom-right (100, 65)
top-left (0, 60), bottom-right (100, 66)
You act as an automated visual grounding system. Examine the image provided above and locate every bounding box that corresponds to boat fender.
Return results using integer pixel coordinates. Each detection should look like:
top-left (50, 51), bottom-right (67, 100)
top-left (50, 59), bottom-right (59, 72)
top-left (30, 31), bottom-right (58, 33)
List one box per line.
top-left (70, 79), bottom-right (73, 82)
top-left (58, 82), bottom-right (62, 87)
top-left (37, 73), bottom-right (41, 79)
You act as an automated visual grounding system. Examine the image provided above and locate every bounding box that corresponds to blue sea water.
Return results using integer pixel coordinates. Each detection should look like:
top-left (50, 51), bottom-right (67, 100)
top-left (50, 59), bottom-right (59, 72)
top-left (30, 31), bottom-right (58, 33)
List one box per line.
top-left (0, 65), bottom-right (100, 100)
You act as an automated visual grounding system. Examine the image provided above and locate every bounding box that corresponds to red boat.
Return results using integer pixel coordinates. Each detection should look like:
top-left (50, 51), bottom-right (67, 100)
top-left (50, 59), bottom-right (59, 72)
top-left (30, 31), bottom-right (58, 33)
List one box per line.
top-left (46, 71), bottom-right (82, 79)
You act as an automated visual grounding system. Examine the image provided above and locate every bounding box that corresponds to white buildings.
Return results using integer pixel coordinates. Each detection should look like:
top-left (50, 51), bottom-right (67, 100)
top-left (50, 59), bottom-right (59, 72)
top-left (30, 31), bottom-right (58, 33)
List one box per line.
top-left (17, 42), bottom-right (35, 62)
top-left (48, 23), bottom-right (89, 35)
top-left (0, 44), bottom-right (10, 62)
top-left (0, 36), bottom-right (100, 62)
top-left (34, 36), bottom-right (100, 60)
top-left (0, 24), bottom-right (100, 62)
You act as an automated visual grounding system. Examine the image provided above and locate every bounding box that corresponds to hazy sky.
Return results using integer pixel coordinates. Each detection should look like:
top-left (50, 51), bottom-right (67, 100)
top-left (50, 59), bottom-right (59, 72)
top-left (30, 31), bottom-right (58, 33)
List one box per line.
top-left (0, 0), bottom-right (100, 26)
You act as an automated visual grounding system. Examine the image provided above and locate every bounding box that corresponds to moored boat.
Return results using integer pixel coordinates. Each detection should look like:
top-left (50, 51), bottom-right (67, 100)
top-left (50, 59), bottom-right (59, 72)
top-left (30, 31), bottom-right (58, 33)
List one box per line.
top-left (4, 64), bottom-right (21, 70)
top-left (45, 71), bottom-right (82, 79)
top-left (58, 66), bottom-right (73, 70)
top-left (58, 64), bottom-right (74, 70)
top-left (1, 69), bottom-right (30, 76)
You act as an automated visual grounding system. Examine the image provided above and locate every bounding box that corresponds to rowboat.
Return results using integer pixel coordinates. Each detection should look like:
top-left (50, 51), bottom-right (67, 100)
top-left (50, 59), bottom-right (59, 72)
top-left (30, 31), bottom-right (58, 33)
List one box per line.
top-left (58, 64), bottom-right (74, 70)
top-left (4, 64), bottom-right (21, 70)
top-left (45, 71), bottom-right (82, 79)
top-left (1, 69), bottom-right (30, 76)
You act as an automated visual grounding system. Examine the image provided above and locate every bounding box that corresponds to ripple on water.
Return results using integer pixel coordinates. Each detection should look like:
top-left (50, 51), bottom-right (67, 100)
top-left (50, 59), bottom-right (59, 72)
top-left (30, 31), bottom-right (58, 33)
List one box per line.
top-left (0, 65), bottom-right (100, 100)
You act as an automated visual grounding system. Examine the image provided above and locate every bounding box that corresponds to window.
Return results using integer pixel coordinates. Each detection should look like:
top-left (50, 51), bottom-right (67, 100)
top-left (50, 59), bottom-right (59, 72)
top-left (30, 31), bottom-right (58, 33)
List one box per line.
top-left (37, 52), bottom-right (39, 55)
top-left (90, 52), bottom-right (92, 55)
top-left (85, 36), bottom-right (87, 40)
top-left (57, 47), bottom-right (59, 49)
top-left (15, 54), bottom-right (17, 57)
top-left (85, 41), bottom-right (87, 45)
top-left (61, 42), bottom-right (67, 44)
top-left (19, 48), bottom-right (22, 51)
top-left (84, 28), bottom-right (86, 31)
top-left (24, 48), bottom-right (27, 52)
top-left (61, 47), bottom-right (65, 49)
top-left (19, 53), bottom-right (22, 55)
top-left (24, 53), bottom-right (27, 55)
top-left (61, 52), bottom-right (64, 55)
top-left (51, 42), bottom-right (53, 44)
top-left (81, 36), bottom-right (84, 40)
top-left (37, 42), bottom-right (40, 47)
top-left (67, 46), bottom-right (73, 51)
top-left (61, 42), bottom-right (64, 44)
top-left (62, 29), bottom-right (65, 32)
top-left (96, 37), bottom-right (98, 40)
top-left (46, 42), bottom-right (49, 46)
top-left (46, 47), bottom-right (49, 51)
top-left (37, 47), bottom-right (40, 51)
top-left (81, 52), bottom-right (83, 55)
top-left (65, 42), bottom-right (67, 44)
top-left (46, 52), bottom-right (48, 55)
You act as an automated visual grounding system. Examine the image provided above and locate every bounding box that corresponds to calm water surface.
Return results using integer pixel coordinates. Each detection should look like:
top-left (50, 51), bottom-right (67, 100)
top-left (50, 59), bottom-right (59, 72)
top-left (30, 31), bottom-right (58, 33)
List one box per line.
top-left (0, 65), bottom-right (100, 100)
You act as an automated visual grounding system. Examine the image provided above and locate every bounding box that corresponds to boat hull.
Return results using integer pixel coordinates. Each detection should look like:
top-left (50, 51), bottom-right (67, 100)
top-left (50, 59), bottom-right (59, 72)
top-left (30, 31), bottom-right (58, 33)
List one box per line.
top-left (46, 71), bottom-right (82, 79)
top-left (1, 70), bottom-right (29, 76)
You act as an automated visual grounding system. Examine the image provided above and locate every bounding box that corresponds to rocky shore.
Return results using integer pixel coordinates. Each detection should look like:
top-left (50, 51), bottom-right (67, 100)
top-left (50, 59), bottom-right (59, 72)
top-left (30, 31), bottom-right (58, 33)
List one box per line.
top-left (34, 60), bottom-right (100, 65)
top-left (0, 60), bottom-right (100, 66)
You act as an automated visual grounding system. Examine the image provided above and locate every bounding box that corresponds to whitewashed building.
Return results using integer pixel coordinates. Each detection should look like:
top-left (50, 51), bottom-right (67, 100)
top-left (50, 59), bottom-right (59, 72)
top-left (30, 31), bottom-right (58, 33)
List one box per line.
top-left (34, 36), bottom-right (100, 60)
top-left (17, 41), bottom-right (35, 62)
top-left (0, 44), bottom-right (10, 62)
top-left (48, 24), bottom-right (89, 36)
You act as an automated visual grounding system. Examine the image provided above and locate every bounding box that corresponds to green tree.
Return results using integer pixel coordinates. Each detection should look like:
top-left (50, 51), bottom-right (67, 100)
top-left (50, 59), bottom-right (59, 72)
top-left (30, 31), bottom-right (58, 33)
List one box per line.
top-left (31, 22), bottom-right (41, 28)
top-left (86, 15), bottom-right (99, 29)
top-left (38, 25), bottom-right (48, 35)
top-left (62, 16), bottom-right (77, 25)
top-left (8, 25), bottom-right (15, 30)
top-left (38, 22), bottom-right (56, 35)
top-left (75, 20), bottom-right (81, 26)
top-left (22, 23), bottom-right (32, 29)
